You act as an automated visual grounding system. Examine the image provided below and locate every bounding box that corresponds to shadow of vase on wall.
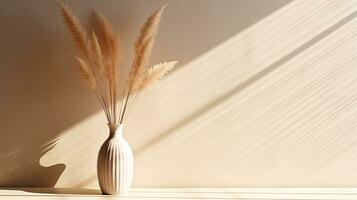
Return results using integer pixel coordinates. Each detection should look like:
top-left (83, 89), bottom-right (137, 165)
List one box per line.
top-left (0, 140), bottom-right (65, 187)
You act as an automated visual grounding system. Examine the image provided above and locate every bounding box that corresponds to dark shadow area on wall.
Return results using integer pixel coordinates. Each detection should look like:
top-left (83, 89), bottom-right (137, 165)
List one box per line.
top-left (0, 1), bottom-right (98, 187)
top-left (0, 0), bottom-right (292, 187)
top-left (0, 141), bottom-right (65, 187)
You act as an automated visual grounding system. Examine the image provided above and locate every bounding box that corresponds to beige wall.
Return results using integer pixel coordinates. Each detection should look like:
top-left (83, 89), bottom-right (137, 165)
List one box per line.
top-left (1, 0), bottom-right (357, 188)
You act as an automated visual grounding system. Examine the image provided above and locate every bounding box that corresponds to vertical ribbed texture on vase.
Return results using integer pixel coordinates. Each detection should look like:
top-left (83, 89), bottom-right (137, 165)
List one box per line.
top-left (97, 124), bottom-right (134, 195)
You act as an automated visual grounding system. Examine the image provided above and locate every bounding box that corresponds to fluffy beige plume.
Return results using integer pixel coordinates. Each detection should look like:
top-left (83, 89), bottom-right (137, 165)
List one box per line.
top-left (135, 5), bottom-right (166, 53)
top-left (136, 61), bottom-right (177, 91)
top-left (91, 31), bottom-right (105, 75)
top-left (75, 57), bottom-right (97, 89)
top-left (57, 0), bottom-right (90, 56)
top-left (94, 11), bottom-right (120, 62)
top-left (93, 11), bottom-right (119, 87)
top-left (127, 5), bottom-right (166, 91)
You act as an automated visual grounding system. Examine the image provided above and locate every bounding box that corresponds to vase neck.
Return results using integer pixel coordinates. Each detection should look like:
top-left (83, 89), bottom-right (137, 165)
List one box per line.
top-left (108, 123), bottom-right (124, 139)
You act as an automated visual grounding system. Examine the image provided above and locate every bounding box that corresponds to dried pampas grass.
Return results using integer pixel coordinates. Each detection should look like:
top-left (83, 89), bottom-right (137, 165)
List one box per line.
top-left (134, 61), bottom-right (177, 91)
top-left (58, 1), bottom-right (90, 56)
top-left (58, 1), bottom-right (177, 125)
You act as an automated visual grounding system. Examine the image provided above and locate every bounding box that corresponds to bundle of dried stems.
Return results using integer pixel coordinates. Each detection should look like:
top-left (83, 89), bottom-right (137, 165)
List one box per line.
top-left (58, 1), bottom-right (177, 126)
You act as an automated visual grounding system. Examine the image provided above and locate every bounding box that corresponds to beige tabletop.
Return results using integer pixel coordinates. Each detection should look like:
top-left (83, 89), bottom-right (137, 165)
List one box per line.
top-left (1, 188), bottom-right (357, 199)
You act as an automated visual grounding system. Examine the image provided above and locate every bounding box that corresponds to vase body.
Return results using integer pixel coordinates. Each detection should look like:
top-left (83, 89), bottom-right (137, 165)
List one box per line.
top-left (97, 124), bottom-right (133, 195)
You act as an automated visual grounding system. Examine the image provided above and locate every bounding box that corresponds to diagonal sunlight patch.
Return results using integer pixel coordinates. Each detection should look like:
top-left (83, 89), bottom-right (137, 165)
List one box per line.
top-left (40, 0), bottom-right (357, 188)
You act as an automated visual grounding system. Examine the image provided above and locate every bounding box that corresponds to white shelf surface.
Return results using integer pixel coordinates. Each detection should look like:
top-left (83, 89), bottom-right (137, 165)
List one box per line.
top-left (1, 188), bottom-right (357, 199)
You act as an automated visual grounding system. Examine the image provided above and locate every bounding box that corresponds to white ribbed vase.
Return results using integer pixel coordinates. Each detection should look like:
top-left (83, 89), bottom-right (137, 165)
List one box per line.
top-left (97, 124), bottom-right (133, 195)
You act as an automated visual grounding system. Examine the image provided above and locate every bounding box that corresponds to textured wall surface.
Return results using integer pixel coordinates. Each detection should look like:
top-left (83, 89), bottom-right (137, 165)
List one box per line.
top-left (1, 0), bottom-right (357, 188)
